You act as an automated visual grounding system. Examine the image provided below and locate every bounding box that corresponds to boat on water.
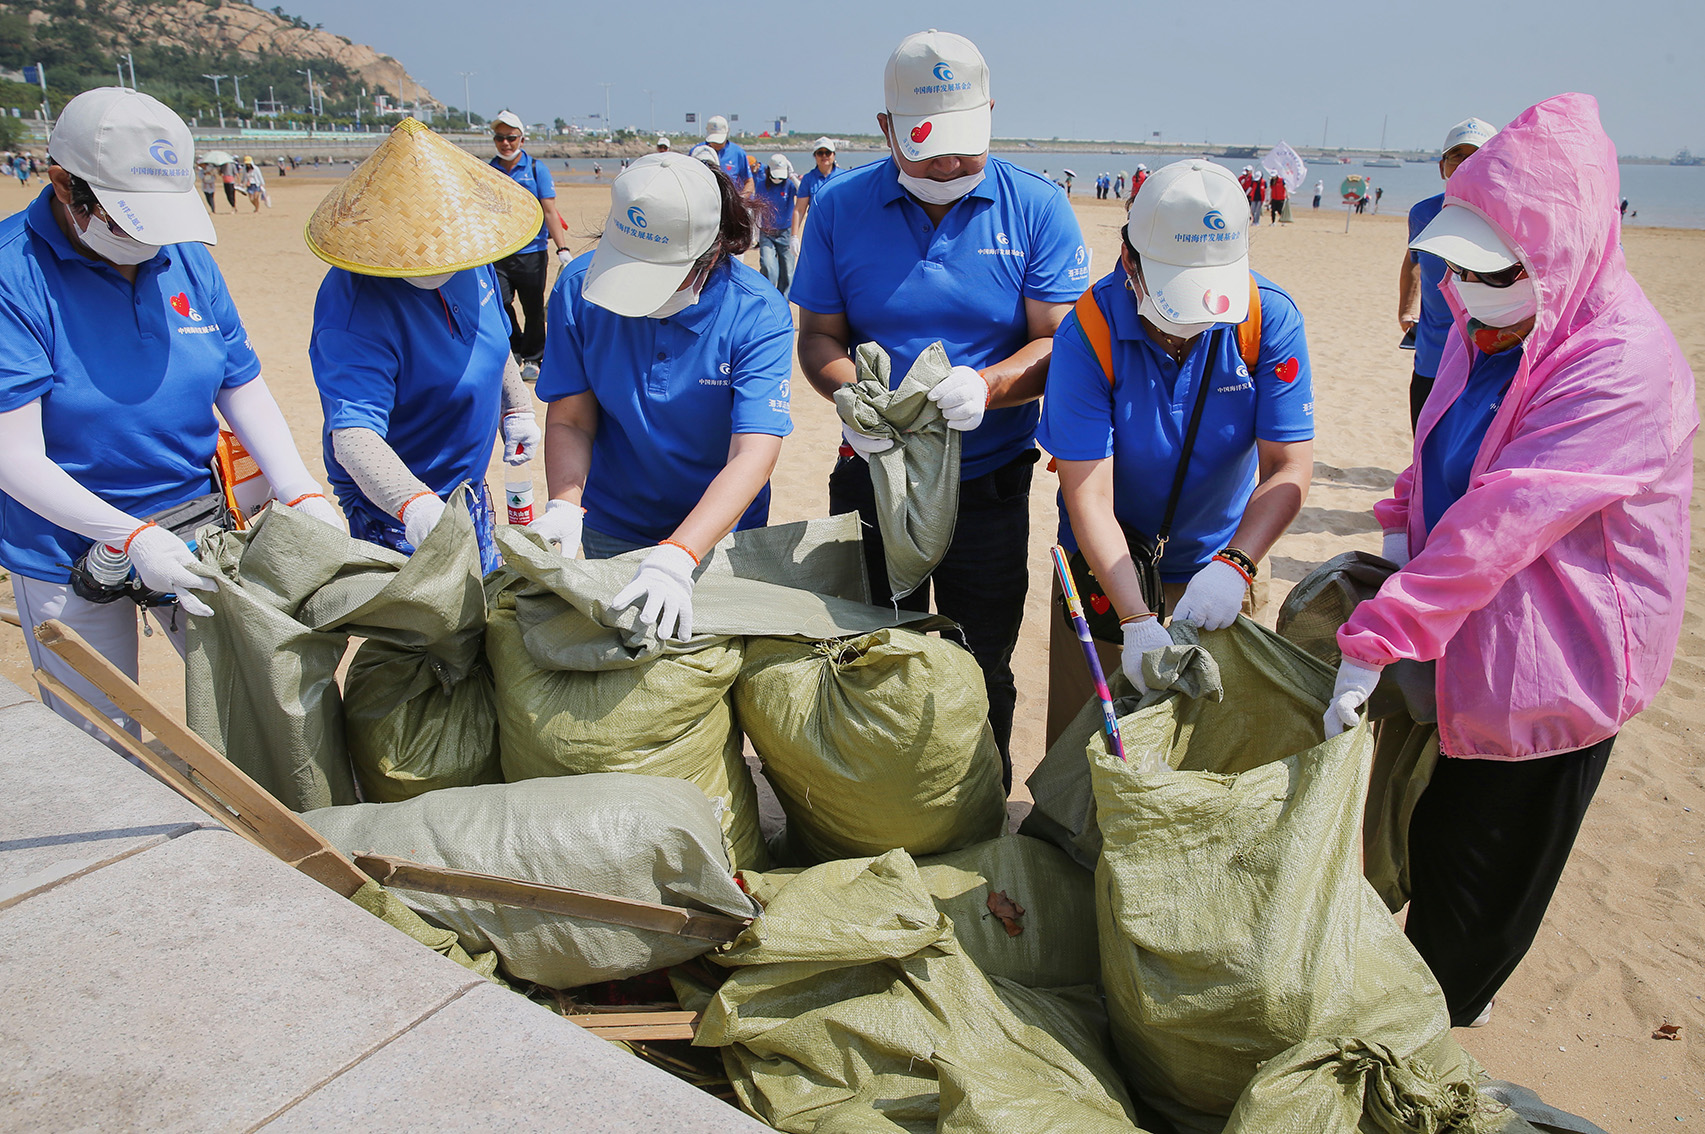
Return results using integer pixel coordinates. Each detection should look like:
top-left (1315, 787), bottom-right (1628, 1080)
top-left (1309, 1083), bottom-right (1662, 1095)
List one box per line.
top-left (1671, 148), bottom-right (1702, 166)
top-left (1364, 155), bottom-right (1402, 168)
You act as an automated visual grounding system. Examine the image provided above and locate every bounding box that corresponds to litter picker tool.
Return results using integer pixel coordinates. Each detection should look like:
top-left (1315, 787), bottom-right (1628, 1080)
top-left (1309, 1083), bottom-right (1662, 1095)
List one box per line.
top-left (1051, 546), bottom-right (1127, 762)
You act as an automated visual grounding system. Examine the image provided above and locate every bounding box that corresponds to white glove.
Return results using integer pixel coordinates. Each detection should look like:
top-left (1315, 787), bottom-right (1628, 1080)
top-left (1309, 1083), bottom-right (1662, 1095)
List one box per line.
top-left (1381, 529), bottom-right (1411, 568)
top-left (284, 492), bottom-right (344, 531)
top-left (1172, 558), bottom-right (1249, 631)
top-left (528, 499), bottom-right (584, 558)
top-left (126, 524), bottom-right (217, 618)
top-left (556, 248), bottom-right (573, 269)
top-left (612, 542), bottom-right (698, 641)
top-left (1323, 658), bottom-right (1384, 737)
top-left (1121, 616), bottom-right (1174, 695)
top-left (790, 233), bottom-right (800, 254)
top-left (926, 365), bottom-right (989, 432)
top-left (501, 411), bottom-right (542, 465)
top-left (841, 421), bottom-right (894, 459)
top-left (401, 493), bottom-right (447, 550)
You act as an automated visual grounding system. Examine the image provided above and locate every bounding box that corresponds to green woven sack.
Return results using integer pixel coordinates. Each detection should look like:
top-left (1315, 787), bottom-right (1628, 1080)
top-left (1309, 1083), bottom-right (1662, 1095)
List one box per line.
top-left (1091, 620), bottom-right (1455, 1134)
top-left (487, 597), bottom-right (765, 870)
top-left (734, 628), bottom-right (1006, 864)
top-left (342, 640), bottom-right (500, 802)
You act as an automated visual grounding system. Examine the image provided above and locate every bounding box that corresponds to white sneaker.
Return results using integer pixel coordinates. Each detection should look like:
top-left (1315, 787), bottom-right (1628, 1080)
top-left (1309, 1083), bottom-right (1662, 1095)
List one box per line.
top-left (1468, 997), bottom-right (1496, 1027)
top-left (520, 362), bottom-right (539, 382)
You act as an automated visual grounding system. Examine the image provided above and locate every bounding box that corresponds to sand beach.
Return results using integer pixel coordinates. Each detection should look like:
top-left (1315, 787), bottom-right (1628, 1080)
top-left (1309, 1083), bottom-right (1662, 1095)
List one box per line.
top-left (1, 171), bottom-right (1698, 1127)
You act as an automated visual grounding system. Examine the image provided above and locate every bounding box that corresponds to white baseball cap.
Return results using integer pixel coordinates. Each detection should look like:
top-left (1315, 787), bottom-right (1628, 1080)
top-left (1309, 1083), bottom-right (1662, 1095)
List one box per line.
top-left (1125, 160), bottom-right (1251, 325)
top-left (812, 136), bottom-right (837, 154)
top-left (688, 143), bottom-right (719, 167)
top-left (705, 115), bottom-right (730, 144)
top-left (656, 136), bottom-right (671, 149)
top-left (884, 29), bottom-right (991, 162)
top-left (492, 110), bottom-right (524, 134)
top-left (1409, 205), bottom-right (1519, 272)
top-left (767, 153), bottom-right (791, 179)
top-left (1442, 116), bottom-right (1497, 157)
top-left (583, 152), bottom-right (721, 317)
top-left (48, 87), bottom-right (214, 246)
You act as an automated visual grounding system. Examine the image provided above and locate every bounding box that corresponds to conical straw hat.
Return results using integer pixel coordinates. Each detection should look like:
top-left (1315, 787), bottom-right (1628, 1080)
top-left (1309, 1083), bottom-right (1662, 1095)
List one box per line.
top-left (305, 117), bottom-right (544, 276)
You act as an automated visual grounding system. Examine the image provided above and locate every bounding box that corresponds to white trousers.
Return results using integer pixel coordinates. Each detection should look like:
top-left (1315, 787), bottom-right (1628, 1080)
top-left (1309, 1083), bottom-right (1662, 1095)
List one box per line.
top-left (12, 574), bottom-right (186, 755)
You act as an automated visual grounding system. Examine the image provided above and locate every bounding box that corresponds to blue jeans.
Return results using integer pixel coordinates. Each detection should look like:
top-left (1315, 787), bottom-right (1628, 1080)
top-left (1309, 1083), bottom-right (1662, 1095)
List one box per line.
top-left (581, 526), bottom-right (652, 560)
top-left (348, 481), bottom-right (500, 574)
top-left (829, 448), bottom-right (1037, 788)
top-left (757, 230), bottom-right (795, 299)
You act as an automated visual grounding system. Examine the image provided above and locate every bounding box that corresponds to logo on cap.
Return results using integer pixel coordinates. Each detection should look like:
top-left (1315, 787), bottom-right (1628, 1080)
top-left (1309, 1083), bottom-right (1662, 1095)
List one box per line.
top-left (1204, 210), bottom-right (1226, 231)
top-left (1203, 290), bottom-right (1231, 316)
top-left (932, 62), bottom-right (954, 81)
top-left (148, 139), bottom-right (179, 166)
top-left (910, 122), bottom-right (932, 145)
top-left (627, 206), bottom-right (647, 229)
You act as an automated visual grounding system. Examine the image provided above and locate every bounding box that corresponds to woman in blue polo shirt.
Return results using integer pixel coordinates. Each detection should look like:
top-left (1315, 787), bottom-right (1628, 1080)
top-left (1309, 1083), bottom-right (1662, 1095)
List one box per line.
top-left (488, 111), bottom-right (571, 380)
top-left (0, 89), bottom-right (339, 748)
top-left (1038, 160), bottom-right (1314, 733)
top-left (305, 118), bottom-right (546, 574)
top-left (530, 152), bottom-right (792, 642)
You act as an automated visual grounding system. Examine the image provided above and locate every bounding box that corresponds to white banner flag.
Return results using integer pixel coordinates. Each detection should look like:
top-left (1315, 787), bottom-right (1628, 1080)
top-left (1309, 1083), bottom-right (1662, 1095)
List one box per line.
top-left (1261, 141), bottom-right (1308, 190)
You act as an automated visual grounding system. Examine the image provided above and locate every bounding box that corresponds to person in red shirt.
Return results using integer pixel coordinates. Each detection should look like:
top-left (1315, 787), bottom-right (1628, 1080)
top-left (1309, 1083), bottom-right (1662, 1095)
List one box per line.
top-left (1268, 172), bottom-right (1288, 223)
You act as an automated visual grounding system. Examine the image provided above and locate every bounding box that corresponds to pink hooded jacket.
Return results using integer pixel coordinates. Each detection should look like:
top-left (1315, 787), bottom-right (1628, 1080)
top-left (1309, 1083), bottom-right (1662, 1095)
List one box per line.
top-left (1338, 94), bottom-right (1697, 760)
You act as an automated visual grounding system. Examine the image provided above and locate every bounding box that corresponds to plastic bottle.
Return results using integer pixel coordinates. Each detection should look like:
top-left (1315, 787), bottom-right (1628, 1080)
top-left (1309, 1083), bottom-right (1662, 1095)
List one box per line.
top-left (505, 477), bottom-right (534, 526)
top-left (85, 543), bottom-right (132, 587)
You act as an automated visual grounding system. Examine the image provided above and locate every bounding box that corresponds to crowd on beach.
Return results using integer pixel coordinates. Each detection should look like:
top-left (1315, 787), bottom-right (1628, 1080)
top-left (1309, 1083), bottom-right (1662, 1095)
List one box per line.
top-left (0, 25), bottom-right (1694, 1061)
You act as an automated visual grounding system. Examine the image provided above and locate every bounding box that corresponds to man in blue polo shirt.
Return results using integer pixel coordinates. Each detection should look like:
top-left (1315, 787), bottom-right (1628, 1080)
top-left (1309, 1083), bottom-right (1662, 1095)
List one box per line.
top-left (1037, 160), bottom-right (1314, 742)
top-left (703, 116), bottom-right (752, 197)
top-left (1399, 117), bottom-right (1497, 431)
top-left (0, 87), bottom-right (339, 748)
top-left (792, 29), bottom-right (1089, 779)
top-left (752, 154), bottom-right (799, 298)
top-left (794, 137), bottom-right (840, 233)
top-left (490, 111), bottom-right (571, 381)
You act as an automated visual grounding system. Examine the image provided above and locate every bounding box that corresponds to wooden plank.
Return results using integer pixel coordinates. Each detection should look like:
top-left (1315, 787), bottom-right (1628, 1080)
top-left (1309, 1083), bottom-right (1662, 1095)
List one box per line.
top-left (563, 1011), bottom-right (700, 1028)
top-left (353, 854), bottom-right (752, 944)
top-left (33, 669), bottom-right (271, 855)
top-left (33, 619), bottom-right (370, 899)
top-left (573, 1022), bottom-right (696, 1041)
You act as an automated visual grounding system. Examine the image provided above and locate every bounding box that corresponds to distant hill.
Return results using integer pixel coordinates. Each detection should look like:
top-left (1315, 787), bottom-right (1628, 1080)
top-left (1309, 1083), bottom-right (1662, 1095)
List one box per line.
top-left (0, 0), bottom-right (441, 122)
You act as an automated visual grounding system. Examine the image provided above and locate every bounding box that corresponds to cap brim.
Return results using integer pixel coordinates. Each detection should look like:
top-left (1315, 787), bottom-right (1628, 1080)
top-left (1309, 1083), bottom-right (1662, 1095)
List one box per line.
top-left (1409, 206), bottom-right (1516, 271)
top-left (581, 244), bottom-right (695, 318)
top-left (889, 103), bottom-right (991, 161)
top-left (93, 182), bottom-right (216, 247)
top-left (1144, 259), bottom-right (1251, 325)
top-left (705, 131), bottom-right (728, 144)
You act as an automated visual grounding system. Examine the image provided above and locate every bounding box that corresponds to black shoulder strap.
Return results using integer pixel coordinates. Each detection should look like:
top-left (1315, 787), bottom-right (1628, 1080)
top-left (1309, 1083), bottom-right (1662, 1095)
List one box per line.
top-left (1150, 327), bottom-right (1220, 565)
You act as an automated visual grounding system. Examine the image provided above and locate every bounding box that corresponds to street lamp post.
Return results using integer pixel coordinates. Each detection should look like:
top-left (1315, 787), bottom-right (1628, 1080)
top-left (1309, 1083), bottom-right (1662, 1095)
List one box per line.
top-left (295, 68), bottom-right (318, 130)
top-left (231, 75), bottom-right (247, 127)
top-left (600, 83), bottom-right (614, 139)
top-left (202, 73), bottom-right (228, 129)
top-left (457, 72), bottom-right (475, 129)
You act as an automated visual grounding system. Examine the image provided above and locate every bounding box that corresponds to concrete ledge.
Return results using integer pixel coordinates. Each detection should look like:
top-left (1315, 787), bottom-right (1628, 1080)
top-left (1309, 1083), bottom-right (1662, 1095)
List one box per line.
top-left (0, 679), bottom-right (766, 1132)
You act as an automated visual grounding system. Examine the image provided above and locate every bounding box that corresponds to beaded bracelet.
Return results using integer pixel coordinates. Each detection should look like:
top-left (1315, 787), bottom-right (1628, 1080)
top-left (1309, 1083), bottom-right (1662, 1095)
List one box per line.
top-left (660, 538), bottom-right (701, 565)
top-left (1118, 612), bottom-right (1156, 626)
top-left (1213, 553), bottom-right (1254, 586)
top-left (1217, 546), bottom-right (1257, 579)
top-left (395, 491), bottom-right (436, 521)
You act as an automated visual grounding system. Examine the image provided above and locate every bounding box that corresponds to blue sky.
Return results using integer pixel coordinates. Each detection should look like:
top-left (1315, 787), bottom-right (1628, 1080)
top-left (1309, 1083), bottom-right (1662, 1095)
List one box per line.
top-left (282, 0), bottom-right (1703, 156)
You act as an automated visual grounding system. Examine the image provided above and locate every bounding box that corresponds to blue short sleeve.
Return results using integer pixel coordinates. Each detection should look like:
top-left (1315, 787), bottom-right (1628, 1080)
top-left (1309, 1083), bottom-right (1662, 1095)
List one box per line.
top-left (0, 279), bottom-right (54, 413)
top-left (312, 325), bottom-right (401, 434)
top-left (788, 188), bottom-right (843, 315)
top-left (1022, 191), bottom-right (1091, 303)
top-left (1036, 310), bottom-right (1116, 461)
top-left (728, 300), bottom-right (794, 438)
top-left (536, 265), bottom-right (592, 401)
top-left (182, 246), bottom-right (261, 389)
top-left (1250, 287), bottom-right (1315, 443)
top-left (534, 160), bottom-right (557, 200)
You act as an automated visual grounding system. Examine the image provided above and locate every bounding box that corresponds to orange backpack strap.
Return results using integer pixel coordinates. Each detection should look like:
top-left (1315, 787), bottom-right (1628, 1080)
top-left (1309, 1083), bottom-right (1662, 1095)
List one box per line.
top-left (1236, 274), bottom-right (1262, 372)
top-left (1073, 288), bottom-right (1116, 386)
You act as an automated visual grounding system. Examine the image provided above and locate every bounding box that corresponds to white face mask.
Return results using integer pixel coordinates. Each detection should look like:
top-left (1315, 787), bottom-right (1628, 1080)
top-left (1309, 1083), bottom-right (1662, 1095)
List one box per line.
top-left (1127, 275), bottom-right (1214, 341)
top-left (407, 272), bottom-right (455, 290)
top-left (648, 277), bottom-right (703, 319)
top-left (76, 214), bottom-right (159, 266)
top-left (1451, 276), bottom-right (1537, 327)
top-left (888, 134), bottom-right (985, 205)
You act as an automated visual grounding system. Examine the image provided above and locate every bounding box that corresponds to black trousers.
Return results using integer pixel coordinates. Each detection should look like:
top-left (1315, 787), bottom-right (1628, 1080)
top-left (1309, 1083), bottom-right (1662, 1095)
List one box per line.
top-left (1404, 735), bottom-right (1614, 1026)
top-left (1409, 368), bottom-right (1436, 432)
top-left (828, 449), bottom-right (1037, 790)
top-left (493, 249), bottom-right (549, 364)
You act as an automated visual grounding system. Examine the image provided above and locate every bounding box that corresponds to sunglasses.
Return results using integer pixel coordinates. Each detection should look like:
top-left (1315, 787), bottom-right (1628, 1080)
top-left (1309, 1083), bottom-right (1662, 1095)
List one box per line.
top-left (1445, 261), bottom-right (1527, 289)
top-left (76, 202), bottom-right (128, 239)
top-left (493, 133), bottom-right (523, 144)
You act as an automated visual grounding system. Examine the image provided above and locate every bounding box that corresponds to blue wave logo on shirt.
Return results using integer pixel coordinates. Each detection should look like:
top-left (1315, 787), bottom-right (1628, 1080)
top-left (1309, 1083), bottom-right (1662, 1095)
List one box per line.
top-left (627, 206), bottom-right (647, 229)
top-left (932, 62), bottom-right (954, 81)
top-left (1204, 210), bottom-right (1226, 231)
top-left (149, 139), bottom-right (179, 166)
